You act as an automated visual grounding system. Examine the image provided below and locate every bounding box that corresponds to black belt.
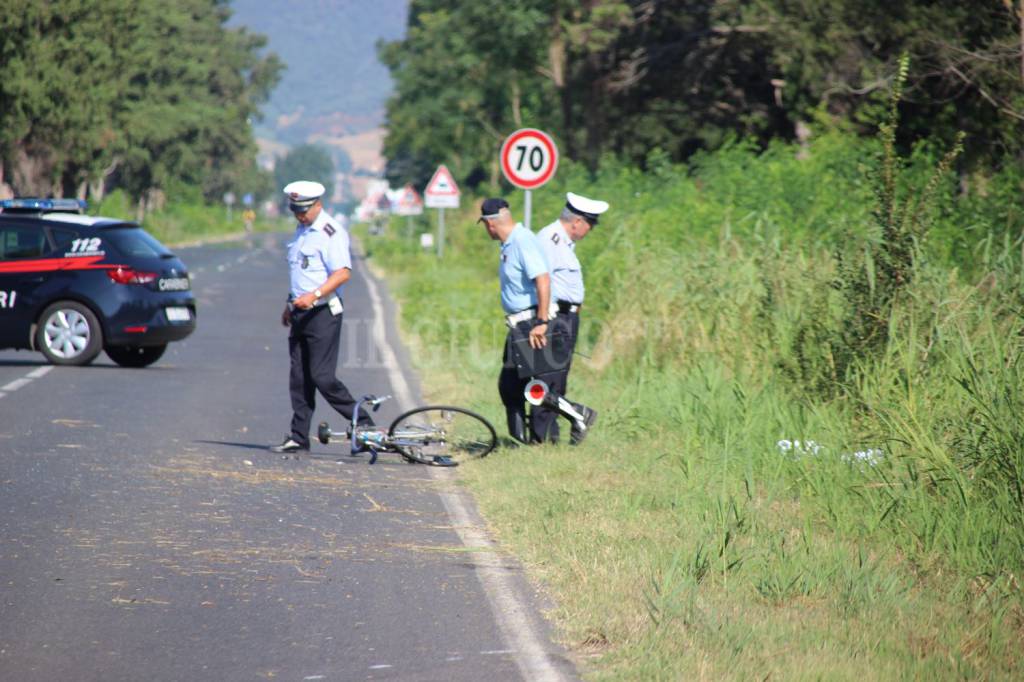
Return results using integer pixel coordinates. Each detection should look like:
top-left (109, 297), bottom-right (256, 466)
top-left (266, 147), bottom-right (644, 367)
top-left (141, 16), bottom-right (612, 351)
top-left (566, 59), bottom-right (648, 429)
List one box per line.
top-left (556, 300), bottom-right (581, 313)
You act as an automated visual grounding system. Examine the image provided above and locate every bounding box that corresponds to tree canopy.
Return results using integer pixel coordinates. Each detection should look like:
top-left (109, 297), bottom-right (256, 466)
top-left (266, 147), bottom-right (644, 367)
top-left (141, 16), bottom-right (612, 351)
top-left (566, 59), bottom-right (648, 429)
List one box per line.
top-left (0, 0), bottom-right (282, 204)
top-left (379, 0), bottom-right (1024, 189)
top-left (273, 144), bottom-right (336, 205)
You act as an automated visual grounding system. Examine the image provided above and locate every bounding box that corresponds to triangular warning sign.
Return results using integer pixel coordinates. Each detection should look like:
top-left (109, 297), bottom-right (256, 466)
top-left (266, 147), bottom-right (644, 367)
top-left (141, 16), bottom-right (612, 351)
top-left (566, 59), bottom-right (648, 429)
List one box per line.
top-left (400, 183), bottom-right (422, 205)
top-left (424, 165), bottom-right (460, 197)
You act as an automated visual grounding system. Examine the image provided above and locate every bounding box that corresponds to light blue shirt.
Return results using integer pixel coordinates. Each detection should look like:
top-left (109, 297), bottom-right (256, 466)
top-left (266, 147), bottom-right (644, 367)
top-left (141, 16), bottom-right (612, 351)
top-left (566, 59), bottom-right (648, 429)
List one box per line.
top-left (287, 210), bottom-right (352, 300)
top-left (537, 220), bottom-right (584, 304)
top-left (499, 223), bottom-right (549, 313)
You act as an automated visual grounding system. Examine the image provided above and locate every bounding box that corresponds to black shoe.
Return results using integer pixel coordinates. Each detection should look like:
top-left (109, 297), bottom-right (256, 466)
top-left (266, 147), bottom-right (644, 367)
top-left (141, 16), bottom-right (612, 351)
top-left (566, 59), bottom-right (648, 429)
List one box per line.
top-left (570, 406), bottom-right (597, 445)
top-left (270, 437), bottom-right (309, 454)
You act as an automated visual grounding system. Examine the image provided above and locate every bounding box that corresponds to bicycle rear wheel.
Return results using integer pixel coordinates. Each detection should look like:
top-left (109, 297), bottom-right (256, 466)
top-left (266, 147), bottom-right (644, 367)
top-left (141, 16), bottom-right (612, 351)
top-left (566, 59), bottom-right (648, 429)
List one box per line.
top-left (388, 406), bottom-right (497, 466)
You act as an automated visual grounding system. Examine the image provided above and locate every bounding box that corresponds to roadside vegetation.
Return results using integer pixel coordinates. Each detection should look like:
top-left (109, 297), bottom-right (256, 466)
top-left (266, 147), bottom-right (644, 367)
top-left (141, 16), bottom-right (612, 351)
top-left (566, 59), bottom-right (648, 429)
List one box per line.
top-left (91, 190), bottom-right (281, 246)
top-left (361, 96), bottom-right (1024, 677)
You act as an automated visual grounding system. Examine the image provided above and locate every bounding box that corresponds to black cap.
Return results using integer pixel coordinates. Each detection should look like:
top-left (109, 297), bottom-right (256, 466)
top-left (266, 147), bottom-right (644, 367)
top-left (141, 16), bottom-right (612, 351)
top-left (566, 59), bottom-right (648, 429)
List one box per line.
top-left (478, 198), bottom-right (509, 223)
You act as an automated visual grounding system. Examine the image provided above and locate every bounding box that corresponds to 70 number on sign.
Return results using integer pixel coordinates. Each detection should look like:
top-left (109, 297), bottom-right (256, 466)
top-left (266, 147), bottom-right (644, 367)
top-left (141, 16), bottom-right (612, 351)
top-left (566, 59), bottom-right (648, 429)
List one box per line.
top-left (514, 145), bottom-right (546, 174)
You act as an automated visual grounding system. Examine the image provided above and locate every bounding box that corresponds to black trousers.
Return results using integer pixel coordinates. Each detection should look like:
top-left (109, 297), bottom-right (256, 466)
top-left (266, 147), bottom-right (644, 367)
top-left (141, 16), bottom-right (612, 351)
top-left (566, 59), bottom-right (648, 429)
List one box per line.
top-left (530, 311), bottom-right (579, 443)
top-left (287, 305), bottom-right (368, 447)
top-left (498, 314), bottom-right (577, 444)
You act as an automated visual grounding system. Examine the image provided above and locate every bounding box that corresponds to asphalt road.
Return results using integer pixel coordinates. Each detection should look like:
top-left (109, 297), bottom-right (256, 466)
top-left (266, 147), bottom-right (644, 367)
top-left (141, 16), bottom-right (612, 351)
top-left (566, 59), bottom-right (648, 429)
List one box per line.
top-left (0, 233), bottom-right (574, 681)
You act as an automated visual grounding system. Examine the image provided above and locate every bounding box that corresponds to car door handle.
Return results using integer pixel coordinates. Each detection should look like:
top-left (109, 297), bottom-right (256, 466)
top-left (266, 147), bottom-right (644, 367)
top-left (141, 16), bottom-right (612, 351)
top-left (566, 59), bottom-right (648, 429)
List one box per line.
top-left (25, 276), bottom-right (45, 283)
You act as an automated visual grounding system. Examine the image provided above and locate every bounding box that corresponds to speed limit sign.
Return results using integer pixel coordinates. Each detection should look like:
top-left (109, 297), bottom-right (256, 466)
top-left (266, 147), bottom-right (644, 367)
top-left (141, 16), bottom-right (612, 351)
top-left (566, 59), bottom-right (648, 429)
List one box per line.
top-left (500, 128), bottom-right (559, 190)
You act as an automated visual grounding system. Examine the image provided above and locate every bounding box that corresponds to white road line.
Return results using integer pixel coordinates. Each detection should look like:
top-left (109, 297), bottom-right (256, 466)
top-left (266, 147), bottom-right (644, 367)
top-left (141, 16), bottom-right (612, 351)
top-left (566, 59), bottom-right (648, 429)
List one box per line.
top-left (360, 257), bottom-right (569, 682)
top-left (1, 365), bottom-right (54, 396)
top-left (1, 378), bottom-right (32, 392)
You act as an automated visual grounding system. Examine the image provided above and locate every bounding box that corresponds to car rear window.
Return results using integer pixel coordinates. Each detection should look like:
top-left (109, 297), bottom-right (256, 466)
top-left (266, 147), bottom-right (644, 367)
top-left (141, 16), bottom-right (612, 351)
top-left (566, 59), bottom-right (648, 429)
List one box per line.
top-left (49, 227), bottom-right (80, 253)
top-left (102, 227), bottom-right (172, 258)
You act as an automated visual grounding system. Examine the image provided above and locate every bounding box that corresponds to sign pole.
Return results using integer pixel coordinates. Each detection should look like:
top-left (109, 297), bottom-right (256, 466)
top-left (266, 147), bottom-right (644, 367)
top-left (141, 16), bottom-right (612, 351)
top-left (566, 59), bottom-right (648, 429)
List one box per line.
top-left (437, 208), bottom-right (446, 258)
top-left (524, 190), bottom-right (532, 230)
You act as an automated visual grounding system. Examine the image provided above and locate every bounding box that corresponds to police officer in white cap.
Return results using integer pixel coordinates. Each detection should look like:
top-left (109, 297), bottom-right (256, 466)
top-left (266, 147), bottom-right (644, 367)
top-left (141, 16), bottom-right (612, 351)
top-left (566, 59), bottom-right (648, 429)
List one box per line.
top-left (533, 192), bottom-right (607, 444)
top-left (270, 180), bottom-right (372, 454)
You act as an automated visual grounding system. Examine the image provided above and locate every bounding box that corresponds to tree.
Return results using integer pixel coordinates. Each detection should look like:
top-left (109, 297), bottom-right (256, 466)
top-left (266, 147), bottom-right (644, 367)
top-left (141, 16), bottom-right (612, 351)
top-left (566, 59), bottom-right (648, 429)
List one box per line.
top-left (273, 144), bottom-right (335, 204)
top-left (0, 0), bottom-right (281, 204)
top-left (379, 0), bottom-right (1023, 191)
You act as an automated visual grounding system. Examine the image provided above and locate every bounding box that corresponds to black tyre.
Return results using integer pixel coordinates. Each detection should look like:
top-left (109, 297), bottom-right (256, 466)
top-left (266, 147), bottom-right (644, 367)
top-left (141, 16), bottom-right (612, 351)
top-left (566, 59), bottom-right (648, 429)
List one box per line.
top-left (388, 406), bottom-right (497, 466)
top-left (105, 344), bottom-right (167, 368)
top-left (35, 301), bottom-right (103, 366)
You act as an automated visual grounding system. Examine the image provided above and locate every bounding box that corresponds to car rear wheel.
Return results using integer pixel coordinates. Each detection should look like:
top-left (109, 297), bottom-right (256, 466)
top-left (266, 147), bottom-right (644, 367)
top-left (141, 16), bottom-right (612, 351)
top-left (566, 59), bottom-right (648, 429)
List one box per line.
top-left (105, 344), bottom-right (167, 368)
top-left (36, 301), bottom-right (104, 366)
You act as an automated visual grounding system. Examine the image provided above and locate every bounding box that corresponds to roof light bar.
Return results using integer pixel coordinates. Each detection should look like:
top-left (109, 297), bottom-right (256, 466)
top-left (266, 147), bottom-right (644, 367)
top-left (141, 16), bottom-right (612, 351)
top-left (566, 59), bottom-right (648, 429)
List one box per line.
top-left (0, 198), bottom-right (88, 213)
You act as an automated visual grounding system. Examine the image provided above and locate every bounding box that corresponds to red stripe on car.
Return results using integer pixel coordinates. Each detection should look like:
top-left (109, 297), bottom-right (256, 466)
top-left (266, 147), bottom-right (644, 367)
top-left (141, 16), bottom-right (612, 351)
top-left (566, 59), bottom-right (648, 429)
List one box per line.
top-left (0, 256), bottom-right (115, 273)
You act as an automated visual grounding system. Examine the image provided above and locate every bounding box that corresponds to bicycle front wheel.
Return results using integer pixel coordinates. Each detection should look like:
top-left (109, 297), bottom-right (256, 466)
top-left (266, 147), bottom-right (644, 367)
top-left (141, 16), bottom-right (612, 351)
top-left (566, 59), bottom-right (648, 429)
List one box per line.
top-left (388, 406), bottom-right (497, 466)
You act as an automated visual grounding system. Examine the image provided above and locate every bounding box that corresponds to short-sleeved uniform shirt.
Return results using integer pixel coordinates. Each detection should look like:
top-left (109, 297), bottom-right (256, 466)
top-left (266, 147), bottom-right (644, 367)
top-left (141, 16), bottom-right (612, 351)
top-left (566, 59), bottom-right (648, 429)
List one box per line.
top-left (499, 223), bottom-right (549, 314)
top-left (287, 210), bottom-right (352, 300)
top-left (537, 220), bottom-right (584, 304)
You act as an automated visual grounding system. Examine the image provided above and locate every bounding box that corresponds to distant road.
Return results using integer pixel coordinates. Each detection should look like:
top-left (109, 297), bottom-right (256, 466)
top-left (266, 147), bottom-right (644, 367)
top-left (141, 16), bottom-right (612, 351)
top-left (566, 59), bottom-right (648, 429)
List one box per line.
top-left (0, 234), bottom-right (574, 681)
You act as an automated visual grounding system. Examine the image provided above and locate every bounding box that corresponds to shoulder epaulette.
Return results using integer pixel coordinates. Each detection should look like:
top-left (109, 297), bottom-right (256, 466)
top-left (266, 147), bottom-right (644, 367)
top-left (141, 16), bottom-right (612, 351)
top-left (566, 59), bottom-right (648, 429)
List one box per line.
top-left (324, 223), bottom-right (336, 237)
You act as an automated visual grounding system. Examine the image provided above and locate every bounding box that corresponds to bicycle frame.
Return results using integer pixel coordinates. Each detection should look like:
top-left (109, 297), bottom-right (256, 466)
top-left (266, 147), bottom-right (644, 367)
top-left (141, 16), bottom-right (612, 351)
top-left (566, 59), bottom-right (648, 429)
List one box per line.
top-left (349, 394), bottom-right (392, 464)
top-left (318, 394), bottom-right (496, 466)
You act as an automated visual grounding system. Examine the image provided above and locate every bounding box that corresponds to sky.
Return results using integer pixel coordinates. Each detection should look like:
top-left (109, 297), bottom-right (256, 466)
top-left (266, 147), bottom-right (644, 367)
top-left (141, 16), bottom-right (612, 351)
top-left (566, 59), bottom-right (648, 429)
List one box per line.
top-left (228, 0), bottom-right (409, 142)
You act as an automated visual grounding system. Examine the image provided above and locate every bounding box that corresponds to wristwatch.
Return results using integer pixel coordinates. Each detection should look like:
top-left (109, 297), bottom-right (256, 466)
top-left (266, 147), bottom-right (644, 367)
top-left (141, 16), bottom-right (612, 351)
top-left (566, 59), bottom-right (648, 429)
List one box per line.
top-left (534, 318), bottom-right (548, 327)
top-left (314, 288), bottom-right (323, 300)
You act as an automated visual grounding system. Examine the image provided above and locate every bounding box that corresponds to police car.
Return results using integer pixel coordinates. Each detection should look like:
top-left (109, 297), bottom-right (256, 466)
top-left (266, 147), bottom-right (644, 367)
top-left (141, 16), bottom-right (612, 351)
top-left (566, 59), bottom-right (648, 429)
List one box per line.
top-left (0, 198), bottom-right (196, 367)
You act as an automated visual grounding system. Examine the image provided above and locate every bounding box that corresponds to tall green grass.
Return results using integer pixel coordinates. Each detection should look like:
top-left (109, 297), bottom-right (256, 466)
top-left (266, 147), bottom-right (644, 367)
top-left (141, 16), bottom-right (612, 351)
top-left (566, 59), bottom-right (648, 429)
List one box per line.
top-left (362, 126), bottom-right (1023, 678)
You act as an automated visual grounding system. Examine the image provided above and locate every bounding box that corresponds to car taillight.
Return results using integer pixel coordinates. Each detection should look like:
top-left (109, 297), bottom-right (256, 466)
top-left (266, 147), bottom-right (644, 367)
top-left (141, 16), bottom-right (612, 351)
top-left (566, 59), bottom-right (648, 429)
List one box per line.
top-left (107, 266), bottom-right (157, 285)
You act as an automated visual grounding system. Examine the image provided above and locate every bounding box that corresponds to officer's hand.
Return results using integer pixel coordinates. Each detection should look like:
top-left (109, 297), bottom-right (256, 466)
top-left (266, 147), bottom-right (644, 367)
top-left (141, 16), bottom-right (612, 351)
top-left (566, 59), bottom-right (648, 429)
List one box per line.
top-left (293, 292), bottom-right (316, 310)
top-left (281, 306), bottom-right (291, 327)
top-left (529, 322), bottom-right (548, 349)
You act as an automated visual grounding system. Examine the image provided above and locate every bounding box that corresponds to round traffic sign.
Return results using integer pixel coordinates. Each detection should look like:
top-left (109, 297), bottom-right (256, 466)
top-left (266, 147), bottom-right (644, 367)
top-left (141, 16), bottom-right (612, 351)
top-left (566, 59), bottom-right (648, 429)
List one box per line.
top-left (500, 128), bottom-right (559, 190)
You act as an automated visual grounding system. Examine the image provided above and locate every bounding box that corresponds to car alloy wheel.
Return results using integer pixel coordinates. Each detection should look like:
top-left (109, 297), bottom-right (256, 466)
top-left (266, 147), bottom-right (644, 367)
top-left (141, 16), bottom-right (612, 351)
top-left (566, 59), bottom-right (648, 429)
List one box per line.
top-left (36, 301), bottom-right (103, 366)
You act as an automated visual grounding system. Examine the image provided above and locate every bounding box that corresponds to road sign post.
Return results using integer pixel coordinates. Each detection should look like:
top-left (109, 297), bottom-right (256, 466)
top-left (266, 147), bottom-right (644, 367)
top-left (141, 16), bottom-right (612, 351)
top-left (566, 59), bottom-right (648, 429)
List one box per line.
top-left (423, 165), bottom-right (460, 258)
top-left (223, 191), bottom-right (236, 222)
top-left (393, 184), bottom-right (425, 238)
top-left (500, 128), bottom-right (559, 230)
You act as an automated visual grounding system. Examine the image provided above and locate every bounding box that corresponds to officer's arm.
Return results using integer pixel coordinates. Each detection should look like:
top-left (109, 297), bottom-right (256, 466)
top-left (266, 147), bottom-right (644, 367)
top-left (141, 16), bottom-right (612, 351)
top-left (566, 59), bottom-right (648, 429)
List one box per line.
top-left (318, 267), bottom-right (350, 297)
top-left (291, 267), bottom-right (350, 310)
top-left (535, 273), bottom-right (550, 323)
top-left (529, 273), bottom-right (551, 349)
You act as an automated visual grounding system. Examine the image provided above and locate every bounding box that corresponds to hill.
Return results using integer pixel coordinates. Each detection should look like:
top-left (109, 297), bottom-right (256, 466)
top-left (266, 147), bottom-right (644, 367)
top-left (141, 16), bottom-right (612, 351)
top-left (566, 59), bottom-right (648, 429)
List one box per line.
top-left (229, 0), bottom-right (408, 145)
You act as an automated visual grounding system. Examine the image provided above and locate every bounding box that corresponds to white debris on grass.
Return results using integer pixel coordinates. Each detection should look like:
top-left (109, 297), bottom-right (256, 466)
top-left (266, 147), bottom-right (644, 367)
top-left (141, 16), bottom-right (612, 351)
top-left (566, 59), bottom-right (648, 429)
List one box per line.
top-left (842, 448), bottom-right (885, 466)
top-left (776, 439), bottom-right (884, 466)
top-left (776, 439), bottom-right (823, 456)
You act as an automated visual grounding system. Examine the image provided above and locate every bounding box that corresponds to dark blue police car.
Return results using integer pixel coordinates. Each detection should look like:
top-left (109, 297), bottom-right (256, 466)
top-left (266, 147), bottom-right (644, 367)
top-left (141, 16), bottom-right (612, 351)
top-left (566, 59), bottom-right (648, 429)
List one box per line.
top-left (0, 198), bottom-right (196, 367)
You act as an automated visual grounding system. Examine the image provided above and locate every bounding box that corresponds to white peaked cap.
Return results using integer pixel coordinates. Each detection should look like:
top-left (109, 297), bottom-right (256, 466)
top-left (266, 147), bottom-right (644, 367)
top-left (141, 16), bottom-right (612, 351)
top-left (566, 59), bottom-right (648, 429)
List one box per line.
top-left (566, 192), bottom-right (609, 220)
top-left (283, 180), bottom-right (326, 205)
